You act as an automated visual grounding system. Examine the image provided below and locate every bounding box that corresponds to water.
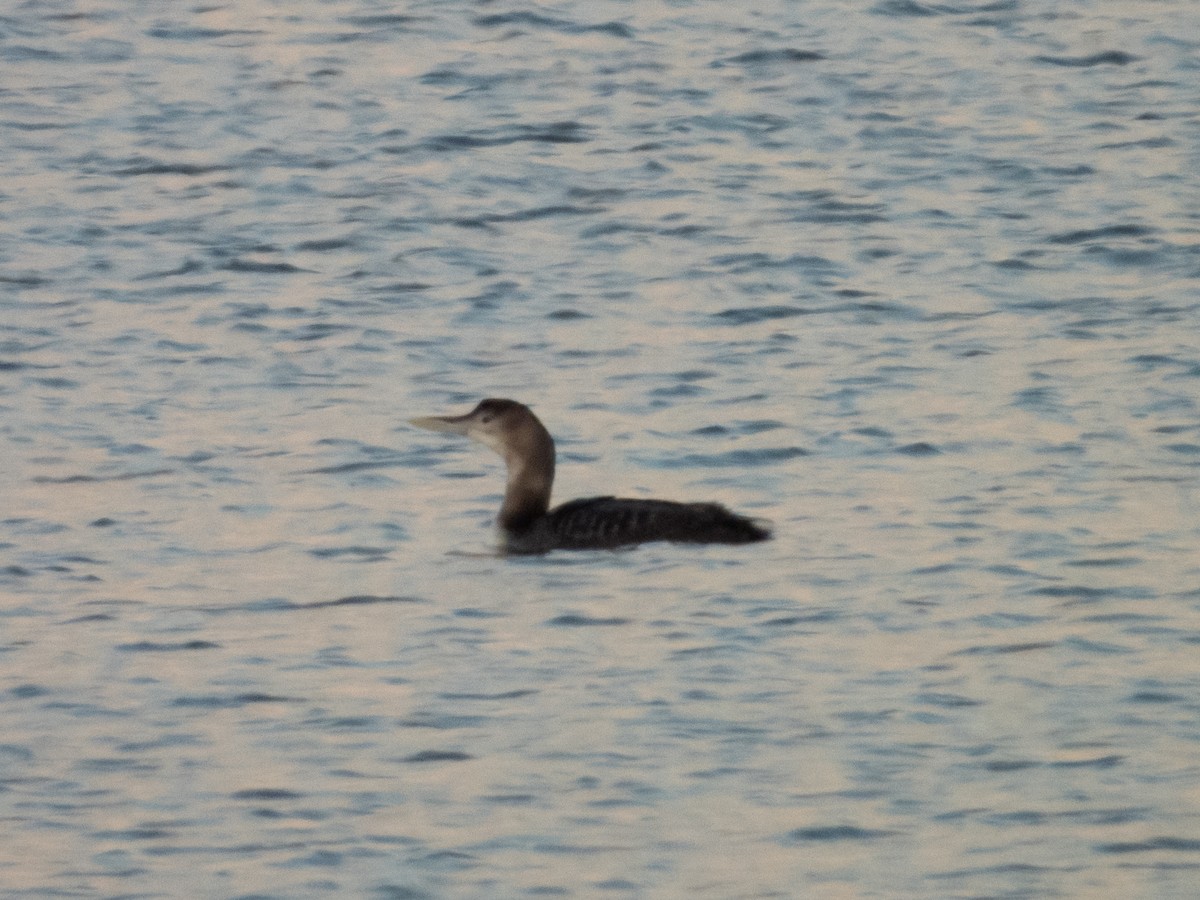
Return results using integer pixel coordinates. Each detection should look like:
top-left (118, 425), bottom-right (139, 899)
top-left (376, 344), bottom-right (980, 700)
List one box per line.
top-left (3, 1), bottom-right (1199, 896)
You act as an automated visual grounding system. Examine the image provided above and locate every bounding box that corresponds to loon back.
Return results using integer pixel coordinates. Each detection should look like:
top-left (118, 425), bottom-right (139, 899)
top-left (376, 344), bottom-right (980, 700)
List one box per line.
top-left (410, 398), bottom-right (772, 554)
top-left (506, 496), bottom-right (771, 554)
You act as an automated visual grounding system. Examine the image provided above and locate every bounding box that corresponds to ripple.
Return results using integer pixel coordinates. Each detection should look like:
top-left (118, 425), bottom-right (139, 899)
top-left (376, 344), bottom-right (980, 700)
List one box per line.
top-left (871, 0), bottom-right (939, 17)
top-left (713, 305), bottom-right (811, 324)
top-left (1096, 837), bottom-right (1200, 854)
top-left (402, 750), bottom-right (474, 763)
top-left (714, 49), bottom-right (825, 67)
top-left (1046, 223), bottom-right (1155, 245)
top-left (546, 614), bottom-right (631, 627)
top-left (896, 442), bottom-right (940, 456)
top-left (784, 825), bottom-right (895, 842)
top-left (668, 447), bottom-right (810, 467)
top-left (413, 122), bottom-right (590, 152)
top-left (307, 546), bottom-right (392, 560)
top-left (231, 788), bottom-right (305, 801)
top-left (1034, 51), bottom-right (1140, 67)
top-left (302, 595), bottom-right (422, 609)
top-left (473, 12), bottom-right (634, 38)
top-left (171, 693), bottom-right (297, 708)
top-left (31, 468), bottom-right (173, 484)
top-left (111, 158), bottom-right (232, 177)
top-left (115, 640), bottom-right (221, 652)
top-left (954, 641), bottom-right (1055, 656)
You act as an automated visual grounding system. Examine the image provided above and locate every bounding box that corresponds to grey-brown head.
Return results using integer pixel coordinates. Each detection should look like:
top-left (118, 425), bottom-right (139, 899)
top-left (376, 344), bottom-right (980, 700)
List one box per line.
top-left (410, 399), bottom-right (556, 529)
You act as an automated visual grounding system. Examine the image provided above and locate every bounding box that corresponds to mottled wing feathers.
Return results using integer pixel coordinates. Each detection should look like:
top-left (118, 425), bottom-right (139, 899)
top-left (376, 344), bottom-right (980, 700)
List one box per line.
top-left (506, 496), bottom-right (770, 553)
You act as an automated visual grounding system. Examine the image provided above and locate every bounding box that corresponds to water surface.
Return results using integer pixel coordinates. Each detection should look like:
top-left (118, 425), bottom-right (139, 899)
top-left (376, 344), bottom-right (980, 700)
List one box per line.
top-left (3, 1), bottom-right (1199, 897)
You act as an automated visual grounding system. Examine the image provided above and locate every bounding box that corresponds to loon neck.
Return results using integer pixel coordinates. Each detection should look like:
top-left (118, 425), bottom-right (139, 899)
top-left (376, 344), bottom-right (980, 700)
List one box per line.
top-left (499, 462), bottom-right (551, 531)
top-left (497, 422), bottom-right (556, 533)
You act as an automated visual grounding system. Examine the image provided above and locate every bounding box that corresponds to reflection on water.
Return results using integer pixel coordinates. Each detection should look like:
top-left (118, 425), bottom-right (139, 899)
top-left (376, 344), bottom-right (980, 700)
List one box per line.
top-left (3, 0), bottom-right (1200, 896)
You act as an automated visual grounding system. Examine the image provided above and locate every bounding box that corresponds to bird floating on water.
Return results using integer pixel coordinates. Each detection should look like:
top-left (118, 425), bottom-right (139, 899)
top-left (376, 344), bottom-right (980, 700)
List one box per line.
top-left (410, 399), bottom-right (772, 554)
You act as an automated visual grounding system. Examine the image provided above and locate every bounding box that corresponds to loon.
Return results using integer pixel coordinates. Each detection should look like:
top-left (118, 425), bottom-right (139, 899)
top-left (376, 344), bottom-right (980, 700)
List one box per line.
top-left (410, 398), bottom-right (772, 554)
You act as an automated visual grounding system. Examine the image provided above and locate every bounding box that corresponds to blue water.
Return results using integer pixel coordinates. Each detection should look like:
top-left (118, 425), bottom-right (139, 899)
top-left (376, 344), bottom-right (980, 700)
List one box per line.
top-left (3, 1), bottom-right (1199, 897)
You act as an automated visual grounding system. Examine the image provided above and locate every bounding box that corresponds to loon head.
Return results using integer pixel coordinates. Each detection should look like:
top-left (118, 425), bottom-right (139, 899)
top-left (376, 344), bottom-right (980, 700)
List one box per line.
top-left (410, 398), bottom-right (556, 478)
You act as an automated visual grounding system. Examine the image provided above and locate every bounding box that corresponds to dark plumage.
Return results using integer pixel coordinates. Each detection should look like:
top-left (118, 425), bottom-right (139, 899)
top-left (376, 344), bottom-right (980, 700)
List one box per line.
top-left (410, 399), bottom-right (771, 554)
top-left (507, 496), bottom-right (770, 553)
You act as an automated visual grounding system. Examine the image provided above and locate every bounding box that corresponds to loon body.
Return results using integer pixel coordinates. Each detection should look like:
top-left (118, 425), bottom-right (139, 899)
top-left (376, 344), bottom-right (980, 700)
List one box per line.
top-left (410, 399), bottom-right (771, 554)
